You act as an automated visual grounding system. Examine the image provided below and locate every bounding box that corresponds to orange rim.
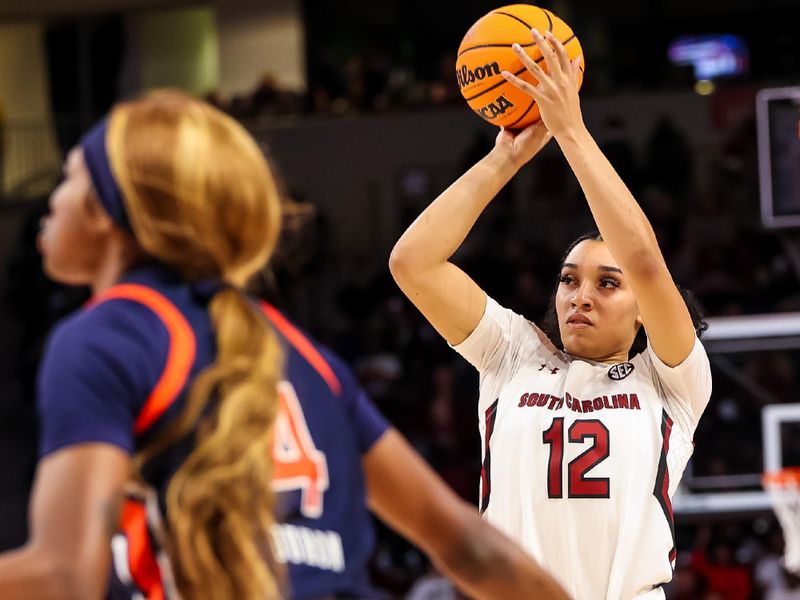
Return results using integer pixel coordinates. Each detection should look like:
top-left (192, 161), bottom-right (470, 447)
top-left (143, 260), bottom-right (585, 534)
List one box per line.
top-left (764, 467), bottom-right (800, 487)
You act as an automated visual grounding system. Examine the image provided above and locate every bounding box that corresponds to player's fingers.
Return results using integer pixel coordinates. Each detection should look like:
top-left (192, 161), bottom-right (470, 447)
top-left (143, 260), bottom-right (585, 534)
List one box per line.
top-left (546, 31), bottom-right (572, 76)
top-left (501, 70), bottom-right (542, 99)
top-left (511, 43), bottom-right (547, 84)
top-left (572, 56), bottom-right (583, 80)
top-left (531, 28), bottom-right (560, 77)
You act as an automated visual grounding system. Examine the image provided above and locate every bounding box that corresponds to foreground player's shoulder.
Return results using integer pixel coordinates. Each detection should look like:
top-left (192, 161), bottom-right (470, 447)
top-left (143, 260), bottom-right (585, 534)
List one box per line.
top-left (59, 296), bottom-right (171, 362)
top-left (37, 297), bottom-right (173, 457)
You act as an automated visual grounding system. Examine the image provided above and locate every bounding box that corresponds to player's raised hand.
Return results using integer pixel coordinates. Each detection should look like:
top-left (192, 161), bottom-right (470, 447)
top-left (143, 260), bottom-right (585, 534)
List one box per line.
top-left (493, 120), bottom-right (553, 170)
top-left (502, 28), bottom-right (584, 139)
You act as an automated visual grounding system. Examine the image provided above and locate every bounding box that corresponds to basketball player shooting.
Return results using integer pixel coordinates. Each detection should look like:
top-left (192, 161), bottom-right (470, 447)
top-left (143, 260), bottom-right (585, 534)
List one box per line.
top-left (390, 28), bottom-right (712, 600)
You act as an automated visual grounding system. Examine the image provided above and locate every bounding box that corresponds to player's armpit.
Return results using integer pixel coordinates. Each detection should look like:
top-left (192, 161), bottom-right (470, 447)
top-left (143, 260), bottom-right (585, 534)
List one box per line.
top-left (0, 444), bottom-right (130, 600)
top-left (363, 428), bottom-right (571, 600)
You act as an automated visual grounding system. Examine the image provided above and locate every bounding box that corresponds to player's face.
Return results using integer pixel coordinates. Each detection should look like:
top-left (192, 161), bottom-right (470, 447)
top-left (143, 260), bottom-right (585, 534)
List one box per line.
top-left (555, 240), bottom-right (642, 362)
top-left (38, 148), bottom-right (112, 285)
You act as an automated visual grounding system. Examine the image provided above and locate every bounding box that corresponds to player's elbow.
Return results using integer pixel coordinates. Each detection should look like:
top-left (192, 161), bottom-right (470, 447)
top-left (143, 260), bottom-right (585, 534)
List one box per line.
top-left (389, 242), bottom-right (443, 292)
top-left (25, 541), bottom-right (109, 600)
top-left (389, 243), bottom-right (418, 286)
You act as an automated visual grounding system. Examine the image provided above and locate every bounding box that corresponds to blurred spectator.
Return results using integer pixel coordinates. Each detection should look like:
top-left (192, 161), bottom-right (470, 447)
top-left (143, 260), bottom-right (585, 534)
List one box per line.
top-left (666, 564), bottom-right (715, 600)
top-left (754, 530), bottom-right (800, 600)
top-left (646, 116), bottom-right (693, 202)
top-left (690, 526), bottom-right (753, 600)
top-left (599, 116), bottom-right (640, 194)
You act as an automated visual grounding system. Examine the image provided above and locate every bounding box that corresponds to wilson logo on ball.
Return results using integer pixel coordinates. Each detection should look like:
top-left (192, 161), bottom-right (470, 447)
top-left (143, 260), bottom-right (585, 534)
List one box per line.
top-left (456, 62), bottom-right (501, 89)
top-left (475, 94), bottom-right (514, 120)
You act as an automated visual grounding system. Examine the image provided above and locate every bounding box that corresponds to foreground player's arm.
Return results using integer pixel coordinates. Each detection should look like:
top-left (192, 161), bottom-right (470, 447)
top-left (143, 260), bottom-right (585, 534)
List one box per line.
top-left (504, 31), bottom-right (696, 367)
top-left (0, 303), bottom-right (163, 598)
top-left (364, 429), bottom-right (571, 600)
top-left (0, 446), bottom-right (129, 600)
top-left (389, 123), bottom-right (552, 345)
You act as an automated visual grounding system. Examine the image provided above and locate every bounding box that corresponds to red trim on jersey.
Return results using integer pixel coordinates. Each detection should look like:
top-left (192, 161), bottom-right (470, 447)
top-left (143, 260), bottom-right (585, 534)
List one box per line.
top-left (260, 301), bottom-right (342, 396)
top-left (91, 284), bottom-right (197, 435)
top-left (120, 499), bottom-right (165, 600)
top-left (653, 411), bottom-right (676, 565)
top-left (480, 399), bottom-right (499, 514)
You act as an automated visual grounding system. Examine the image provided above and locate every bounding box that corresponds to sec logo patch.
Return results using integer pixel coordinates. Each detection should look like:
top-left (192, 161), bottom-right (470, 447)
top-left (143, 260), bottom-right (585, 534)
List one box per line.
top-left (608, 363), bottom-right (635, 381)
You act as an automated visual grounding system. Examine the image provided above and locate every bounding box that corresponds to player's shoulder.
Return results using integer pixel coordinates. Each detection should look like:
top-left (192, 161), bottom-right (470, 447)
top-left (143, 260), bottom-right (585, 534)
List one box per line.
top-left (632, 338), bottom-right (710, 376)
top-left (263, 304), bottom-right (360, 397)
top-left (484, 296), bottom-right (564, 357)
top-left (316, 345), bottom-right (360, 391)
top-left (46, 292), bottom-right (171, 362)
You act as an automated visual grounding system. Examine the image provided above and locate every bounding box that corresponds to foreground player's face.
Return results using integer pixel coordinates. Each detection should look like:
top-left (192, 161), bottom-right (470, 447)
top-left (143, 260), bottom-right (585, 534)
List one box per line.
top-left (555, 240), bottom-right (642, 363)
top-left (38, 148), bottom-right (112, 285)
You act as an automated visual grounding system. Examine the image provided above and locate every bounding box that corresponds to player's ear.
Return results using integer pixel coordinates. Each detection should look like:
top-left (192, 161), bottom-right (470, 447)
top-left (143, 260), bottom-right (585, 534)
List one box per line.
top-left (83, 192), bottom-right (115, 232)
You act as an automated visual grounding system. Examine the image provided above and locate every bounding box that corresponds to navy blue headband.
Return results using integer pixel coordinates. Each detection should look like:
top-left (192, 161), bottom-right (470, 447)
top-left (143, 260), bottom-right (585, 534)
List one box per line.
top-left (80, 119), bottom-right (132, 231)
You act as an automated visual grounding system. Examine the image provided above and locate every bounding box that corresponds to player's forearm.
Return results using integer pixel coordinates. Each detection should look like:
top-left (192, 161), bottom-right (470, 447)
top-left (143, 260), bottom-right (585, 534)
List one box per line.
top-left (434, 514), bottom-right (571, 600)
top-left (0, 545), bottom-right (91, 600)
top-left (390, 150), bottom-right (517, 278)
top-left (556, 124), bottom-right (666, 277)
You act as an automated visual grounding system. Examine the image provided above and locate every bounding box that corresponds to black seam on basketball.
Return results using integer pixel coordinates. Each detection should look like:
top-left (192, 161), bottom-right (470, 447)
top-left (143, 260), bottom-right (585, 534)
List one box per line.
top-left (493, 10), bottom-right (534, 31)
top-left (540, 7), bottom-right (554, 32)
top-left (506, 97), bottom-right (537, 129)
top-left (464, 65), bottom-right (528, 101)
top-left (457, 40), bottom-right (534, 57)
top-left (457, 33), bottom-right (576, 59)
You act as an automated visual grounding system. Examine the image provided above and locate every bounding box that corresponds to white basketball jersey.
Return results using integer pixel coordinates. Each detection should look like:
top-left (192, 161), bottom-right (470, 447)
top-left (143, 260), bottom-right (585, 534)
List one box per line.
top-left (453, 296), bottom-right (712, 600)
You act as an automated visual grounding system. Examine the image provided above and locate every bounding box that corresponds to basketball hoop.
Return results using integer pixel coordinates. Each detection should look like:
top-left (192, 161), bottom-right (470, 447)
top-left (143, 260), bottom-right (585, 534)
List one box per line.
top-left (764, 468), bottom-right (800, 574)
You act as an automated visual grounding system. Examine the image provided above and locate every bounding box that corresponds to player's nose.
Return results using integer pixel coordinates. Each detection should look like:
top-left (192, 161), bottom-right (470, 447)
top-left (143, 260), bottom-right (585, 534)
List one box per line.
top-left (571, 281), bottom-right (594, 309)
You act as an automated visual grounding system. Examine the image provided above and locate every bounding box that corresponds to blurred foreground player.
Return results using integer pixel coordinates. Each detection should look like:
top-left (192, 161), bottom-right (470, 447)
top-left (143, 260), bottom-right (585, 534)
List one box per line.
top-left (0, 90), bottom-right (286, 599)
top-left (0, 89), bottom-right (569, 600)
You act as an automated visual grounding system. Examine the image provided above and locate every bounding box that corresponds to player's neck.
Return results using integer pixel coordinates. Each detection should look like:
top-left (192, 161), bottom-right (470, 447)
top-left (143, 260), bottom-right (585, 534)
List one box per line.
top-left (90, 235), bottom-right (143, 294)
top-left (571, 349), bottom-right (629, 366)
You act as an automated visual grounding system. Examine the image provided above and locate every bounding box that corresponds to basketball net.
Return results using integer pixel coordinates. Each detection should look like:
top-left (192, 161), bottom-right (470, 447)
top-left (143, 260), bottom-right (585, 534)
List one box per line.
top-left (764, 468), bottom-right (800, 574)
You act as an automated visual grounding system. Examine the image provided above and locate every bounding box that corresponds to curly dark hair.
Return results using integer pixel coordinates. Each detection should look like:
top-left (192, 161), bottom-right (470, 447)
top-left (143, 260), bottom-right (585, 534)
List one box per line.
top-left (539, 232), bottom-right (708, 358)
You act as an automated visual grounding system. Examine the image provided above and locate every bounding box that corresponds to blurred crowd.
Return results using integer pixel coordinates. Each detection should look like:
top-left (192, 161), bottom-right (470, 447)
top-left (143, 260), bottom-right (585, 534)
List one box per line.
top-left (205, 50), bottom-right (463, 120)
top-left (2, 96), bottom-right (800, 598)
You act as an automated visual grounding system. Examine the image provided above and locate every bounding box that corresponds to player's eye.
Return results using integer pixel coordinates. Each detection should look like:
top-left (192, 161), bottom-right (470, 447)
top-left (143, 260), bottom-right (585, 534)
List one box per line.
top-left (599, 277), bottom-right (620, 288)
top-left (559, 274), bottom-right (575, 285)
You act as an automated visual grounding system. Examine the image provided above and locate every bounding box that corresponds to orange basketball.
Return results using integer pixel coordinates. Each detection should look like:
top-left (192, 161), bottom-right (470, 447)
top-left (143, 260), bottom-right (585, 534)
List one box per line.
top-left (456, 4), bottom-right (584, 129)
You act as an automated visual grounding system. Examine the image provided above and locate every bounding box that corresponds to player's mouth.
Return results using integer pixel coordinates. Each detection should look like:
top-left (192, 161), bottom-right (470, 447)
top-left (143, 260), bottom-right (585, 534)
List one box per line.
top-left (566, 313), bottom-right (593, 329)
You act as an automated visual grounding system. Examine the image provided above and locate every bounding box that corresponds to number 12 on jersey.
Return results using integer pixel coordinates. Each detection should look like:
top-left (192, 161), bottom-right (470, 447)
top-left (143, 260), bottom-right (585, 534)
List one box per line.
top-left (542, 417), bottom-right (610, 499)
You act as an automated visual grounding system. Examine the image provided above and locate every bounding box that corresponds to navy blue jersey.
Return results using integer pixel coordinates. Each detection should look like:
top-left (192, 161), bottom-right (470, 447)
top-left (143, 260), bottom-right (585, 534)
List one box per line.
top-left (36, 265), bottom-right (390, 599)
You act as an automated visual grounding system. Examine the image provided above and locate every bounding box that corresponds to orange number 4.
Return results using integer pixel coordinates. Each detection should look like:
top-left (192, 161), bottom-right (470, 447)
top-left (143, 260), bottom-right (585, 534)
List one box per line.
top-left (272, 381), bottom-right (329, 518)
